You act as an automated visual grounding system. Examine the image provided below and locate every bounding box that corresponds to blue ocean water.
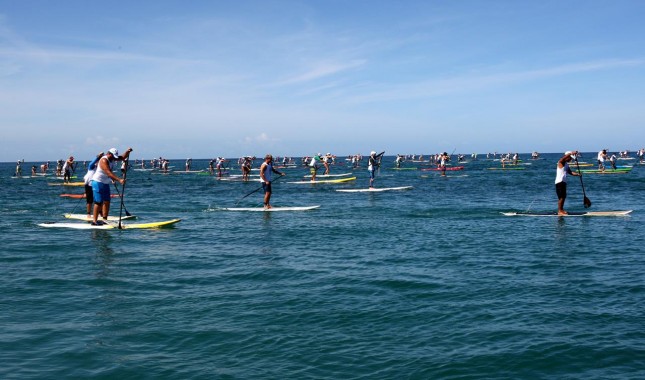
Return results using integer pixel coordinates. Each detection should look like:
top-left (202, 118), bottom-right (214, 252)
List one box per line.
top-left (1, 154), bottom-right (644, 379)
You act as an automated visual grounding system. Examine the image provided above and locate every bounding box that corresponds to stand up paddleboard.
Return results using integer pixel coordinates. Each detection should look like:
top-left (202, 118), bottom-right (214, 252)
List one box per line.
top-left (48, 182), bottom-right (85, 186)
top-left (574, 169), bottom-right (632, 174)
top-left (287, 177), bottom-right (356, 184)
top-left (63, 213), bottom-right (136, 221)
top-left (220, 206), bottom-right (320, 212)
top-left (302, 173), bottom-right (352, 178)
top-left (60, 193), bottom-right (119, 199)
top-left (421, 166), bottom-right (464, 171)
top-left (336, 186), bottom-right (413, 193)
top-left (501, 211), bottom-right (632, 217)
top-left (38, 219), bottom-right (181, 229)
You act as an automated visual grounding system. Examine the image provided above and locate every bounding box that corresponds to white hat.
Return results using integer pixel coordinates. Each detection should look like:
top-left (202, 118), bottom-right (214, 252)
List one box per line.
top-left (370, 151), bottom-right (376, 155)
top-left (564, 151), bottom-right (572, 155)
top-left (108, 148), bottom-right (118, 156)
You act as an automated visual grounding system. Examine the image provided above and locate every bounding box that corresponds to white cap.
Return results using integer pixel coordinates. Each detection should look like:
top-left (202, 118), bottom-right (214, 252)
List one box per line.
top-left (565, 151), bottom-right (572, 155)
top-left (108, 148), bottom-right (118, 157)
top-left (371, 151), bottom-right (376, 155)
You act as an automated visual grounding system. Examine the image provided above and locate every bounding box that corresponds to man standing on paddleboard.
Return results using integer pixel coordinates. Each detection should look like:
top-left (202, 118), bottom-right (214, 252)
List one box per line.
top-left (309, 153), bottom-right (322, 181)
top-left (555, 150), bottom-right (580, 215)
top-left (260, 154), bottom-right (285, 209)
top-left (439, 152), bottom-right (449, 176)
top-left (91, 147), bottom-right (133, 225)
top-left (368, 151), bottom-right (384, 188)
top-left (597, 149), bottom-right (608, 172)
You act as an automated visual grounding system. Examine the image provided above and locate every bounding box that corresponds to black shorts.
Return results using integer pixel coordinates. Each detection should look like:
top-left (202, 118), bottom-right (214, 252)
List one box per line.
top-left (262, 182), bottom-right (272, 193)
top-left (555, 181), bottom-right (567, 199)
top-left (85, 184), bottom-right (94, 204)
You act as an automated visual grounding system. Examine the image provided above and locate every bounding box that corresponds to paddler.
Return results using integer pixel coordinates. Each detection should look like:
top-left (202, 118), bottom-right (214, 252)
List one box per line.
top-left (83, 152), bottom-right (103, 218)
top-left (439, 152), bottom-right (449, 176)
top-left (309, 153), bottom-right (323, 181)
top-left (15, 160), bottom-right (22, 177)
top-left (259, 154), bottom-right (285, 209)
top-left (395, 154), bottom-right (404, 168)
top-left (597, 149), bottom-right (607, 172)
top-left (368, 150), bottom-right (385, 187)
top-left (322, 153), bottom-right (332, 175)
top-left (91, 147), bottom-right (133, 225)
top-left (62, 156), bottom-right (75, 183)
top-left (609, 153), bottom-right (617, 170)
top-left (555, 150), bottom-right (580, 215)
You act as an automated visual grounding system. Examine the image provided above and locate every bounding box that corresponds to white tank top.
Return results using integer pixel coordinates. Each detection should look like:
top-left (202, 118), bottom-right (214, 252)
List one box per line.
top-left (91, 157), bottom-right (114, 184)
top-left (555, 163), bottom-right (568, 184)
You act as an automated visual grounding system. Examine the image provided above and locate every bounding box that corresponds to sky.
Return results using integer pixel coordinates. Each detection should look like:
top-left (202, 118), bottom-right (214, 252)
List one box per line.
top-left (1, 0), bottom-right (644, 162)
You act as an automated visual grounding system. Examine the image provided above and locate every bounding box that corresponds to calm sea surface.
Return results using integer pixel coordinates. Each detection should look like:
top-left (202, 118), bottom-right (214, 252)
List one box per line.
top-left (1, 154), bottom-right (644, 379)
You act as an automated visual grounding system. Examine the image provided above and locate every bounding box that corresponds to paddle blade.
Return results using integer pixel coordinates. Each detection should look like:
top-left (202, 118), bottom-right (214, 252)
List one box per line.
top-left (584, 196), bottom-right (592, 208)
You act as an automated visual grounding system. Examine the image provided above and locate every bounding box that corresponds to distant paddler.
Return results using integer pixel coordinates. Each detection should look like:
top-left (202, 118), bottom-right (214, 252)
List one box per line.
top-left (308, 153), bottom-right (323, 181)
top-left (555, 150), bottom-right (580, 215)
top-left (62, 156), bottom-right (75, 183)
top-left (216, 157), bottom-right (227, 178)
top-left (368, 150), bottom-right (385, 187)
top-left (597, 149), bottom-right (608, 172)
top-left (14, 160), bottom-right (23, 177)
top-left (91, 147), bottom-right (133, 225)
top-left (439, 152), bottom-right (449, 176)
top-left (240, 156), bottom-right (253, 181)
top-left (609, 153), bottom-right (617, 170)
top-left (322, 153), bottom-right (333, 175)
top-left (395, 154), bottom-right (404, 168)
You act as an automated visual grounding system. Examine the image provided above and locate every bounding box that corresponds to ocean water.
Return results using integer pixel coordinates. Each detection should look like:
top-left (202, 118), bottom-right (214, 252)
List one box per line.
top-left (1, 154), bottom-right (644, 379)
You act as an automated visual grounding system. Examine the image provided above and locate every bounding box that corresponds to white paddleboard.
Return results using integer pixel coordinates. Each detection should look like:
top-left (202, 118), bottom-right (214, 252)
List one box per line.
top-left (38, 219), bottom-right (181, 229)
top-left (302, 173), bottom-right (352, 178)
top-left (287, 177), bottom-right (356, 184)
top-left (501, 210), bottom-right (632, 217)
top-left (220, 205), bottom-right (320, 212)
top-left (64, 213), bottom-right (136, 221)
top-left (336, 186), bottom-right (413, 193)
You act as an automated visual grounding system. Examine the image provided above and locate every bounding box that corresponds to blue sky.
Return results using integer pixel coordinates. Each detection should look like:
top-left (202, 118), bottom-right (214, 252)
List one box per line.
top-left (1, 0), bottom-right (644, 162)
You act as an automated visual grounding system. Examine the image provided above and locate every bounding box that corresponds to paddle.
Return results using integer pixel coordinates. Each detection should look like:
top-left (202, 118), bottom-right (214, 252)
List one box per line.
top-left (575, 158), bottom-right (592, 208)
top-left (234, 173), bottom-right (285, 206)
top-left (112, 182), bottom-right (132, 216)
top-left (117, 158), bottom-right (131, 228)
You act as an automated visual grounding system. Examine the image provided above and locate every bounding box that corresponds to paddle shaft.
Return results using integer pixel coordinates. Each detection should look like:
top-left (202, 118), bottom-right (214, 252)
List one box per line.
top-left (117, 158), bottom-right (130, 228)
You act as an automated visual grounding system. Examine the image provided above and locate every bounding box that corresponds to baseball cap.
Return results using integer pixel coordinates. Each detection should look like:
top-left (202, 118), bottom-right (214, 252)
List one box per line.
top-left (108, 148), bottom-right (118, 156)
top-left (371, 151), bottom-right (376, 155)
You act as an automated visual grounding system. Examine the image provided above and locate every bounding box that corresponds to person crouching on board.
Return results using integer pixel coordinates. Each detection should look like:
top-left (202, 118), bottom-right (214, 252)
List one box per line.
top-left (91, 147), bottom-right (133, 225)
top-left (555, 150), bottom-right (580, 216)
top-left (259, 154), bottom-right (285, 209)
